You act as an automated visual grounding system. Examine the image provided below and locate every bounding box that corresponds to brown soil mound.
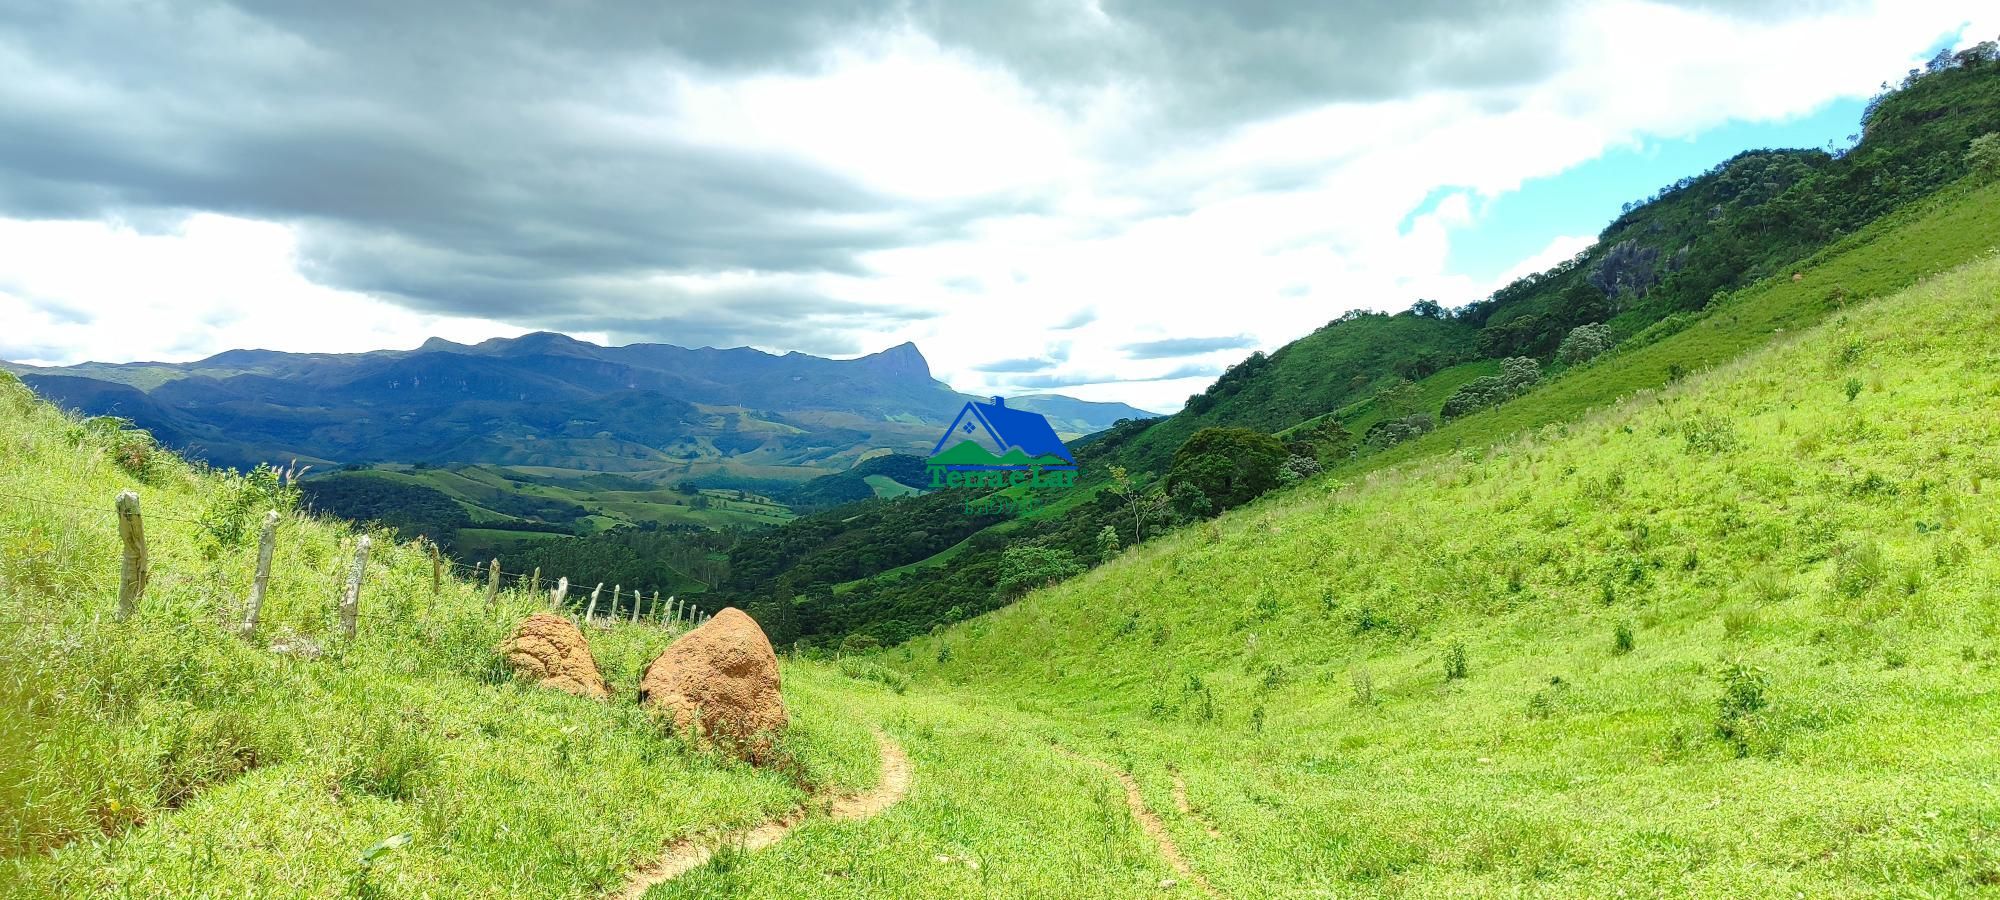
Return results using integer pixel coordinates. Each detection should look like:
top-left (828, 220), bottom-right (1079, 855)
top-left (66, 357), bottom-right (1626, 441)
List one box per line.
top-left (498, 613), bottom-right (609, 699)
top-left (638, 607), bottom-right (786, 759)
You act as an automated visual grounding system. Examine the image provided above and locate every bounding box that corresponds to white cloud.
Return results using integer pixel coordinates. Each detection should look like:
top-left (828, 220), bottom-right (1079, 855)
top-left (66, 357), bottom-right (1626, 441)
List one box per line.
top-left (0, 0), bottom-right (1986, 415)
top-left (0, 215), bottom-right (536, 365)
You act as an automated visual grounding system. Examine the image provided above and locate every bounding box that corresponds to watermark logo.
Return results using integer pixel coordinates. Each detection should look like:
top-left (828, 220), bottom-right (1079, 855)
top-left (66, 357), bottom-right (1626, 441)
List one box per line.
top-left (928, 396), bottom-right (1077, 514)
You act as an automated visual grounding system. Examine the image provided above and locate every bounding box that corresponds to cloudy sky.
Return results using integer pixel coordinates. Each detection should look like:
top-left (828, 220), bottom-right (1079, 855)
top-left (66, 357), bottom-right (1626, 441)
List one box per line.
top-left (0, 1), bottom-right (1992, 412)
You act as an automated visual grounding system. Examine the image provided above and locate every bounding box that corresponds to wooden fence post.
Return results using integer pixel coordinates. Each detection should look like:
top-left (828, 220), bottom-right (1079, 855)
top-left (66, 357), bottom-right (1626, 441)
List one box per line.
top-left (114, 490), bottom-right (148, 621)
top-left (430, 543), bottom-right (442, 599)
top-left (484, 558), bottom-right (501, 611)
top-left (531, 567), bottom-right (541, 595)
top-left (652, 591), bottom-right (663, 624)
top-left (241, 510), bottom-right (279, 635)
top-left (612, 585), bottom-right (621, 623)
top-left (551, 576), bottom-right (568, 610)
top-left (585, 583), bottom-right (602, 623)
top-left (340, 536), bottom-right (371, 640)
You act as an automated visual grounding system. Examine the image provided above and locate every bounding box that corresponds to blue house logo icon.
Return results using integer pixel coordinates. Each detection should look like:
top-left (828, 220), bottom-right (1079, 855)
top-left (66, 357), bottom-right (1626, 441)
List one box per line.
top-left (927, 396), bottom-right (1077, 490)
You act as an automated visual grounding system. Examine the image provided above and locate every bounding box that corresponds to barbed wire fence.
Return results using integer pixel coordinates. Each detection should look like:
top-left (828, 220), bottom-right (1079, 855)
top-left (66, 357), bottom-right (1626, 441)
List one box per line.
top-left (0, 489), bottom-right (720, 642)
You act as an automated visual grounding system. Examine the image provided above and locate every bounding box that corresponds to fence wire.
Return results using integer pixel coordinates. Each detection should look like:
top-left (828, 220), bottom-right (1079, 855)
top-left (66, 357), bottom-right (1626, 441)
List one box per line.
top-left (0, 491), bottom-right (714, 637)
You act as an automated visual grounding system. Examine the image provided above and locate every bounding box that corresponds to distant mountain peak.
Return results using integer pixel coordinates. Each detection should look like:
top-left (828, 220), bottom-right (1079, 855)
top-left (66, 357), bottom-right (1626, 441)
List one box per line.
top-left (417, 337), bottom-right (467, 353)
top-left (472, 331), bottom-right (600, 358)
top-left (857, 341), bottom-right (931, 379)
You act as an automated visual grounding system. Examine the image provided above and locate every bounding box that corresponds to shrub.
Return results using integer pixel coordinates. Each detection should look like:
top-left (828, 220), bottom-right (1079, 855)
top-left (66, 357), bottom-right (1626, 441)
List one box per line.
top-left (1970, 132), bottom-right (2000, 180)
top-left (1834, 542), bottom-right (1885, 598)
top-left (1612, 622), bottom-right (1636, 654)
top-left (1363, 413), bottom-right (1437, 449)
top-left (837, 658), bottom-right (909, 693)
top-left (1277, 454), bottom-right (1321, 486)
top-left (992, 546), bottom-right (1084, 601)
top-left (1527, 676), bottom-right (1568, 720)
top-left (1349, 670), bottom-right (1374, 707)
top-left (1442, 357), bottom-right (1543, 418)
top-left (337, 715), bottom-right (434, 801)
top-left (1183, 674), bottom-right (1216, 723)
top-left (837, 632), bottom-right (882, 657)
top-left (1680, 415), bottom-right (1738, 454)
top-left (1714, 661), bottom-right (1770, 756)
top-left (1443, 642), bottom-right (1468, 681)
top-left (1843, 377), bottom-right (1862, 402)
top-left (1721, 605), bottom-right (1757, 639)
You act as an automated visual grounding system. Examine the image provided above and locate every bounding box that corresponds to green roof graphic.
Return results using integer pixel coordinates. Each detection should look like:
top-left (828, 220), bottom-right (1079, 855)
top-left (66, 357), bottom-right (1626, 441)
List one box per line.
top-left (928, 440), bottom-right (1073, 468)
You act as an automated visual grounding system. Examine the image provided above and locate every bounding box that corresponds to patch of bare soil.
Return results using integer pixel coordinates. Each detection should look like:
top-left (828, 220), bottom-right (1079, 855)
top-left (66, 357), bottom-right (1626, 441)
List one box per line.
top-left (614, 728), bottom-right (912, 898)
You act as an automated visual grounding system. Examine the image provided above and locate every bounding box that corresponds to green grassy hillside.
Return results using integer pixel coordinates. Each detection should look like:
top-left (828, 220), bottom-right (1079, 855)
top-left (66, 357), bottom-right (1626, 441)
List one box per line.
top-left (862, 249), bottom-right (2000, 895)
top-left (0, 383), bottom-right (877, 897)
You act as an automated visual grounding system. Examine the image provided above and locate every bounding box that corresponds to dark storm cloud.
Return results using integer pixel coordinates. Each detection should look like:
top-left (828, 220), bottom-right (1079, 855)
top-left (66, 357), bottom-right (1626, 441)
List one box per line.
top-left (1120, 335), bottom-right (1258, 358)
top-left (0, 0), bottom-right (1859, 345)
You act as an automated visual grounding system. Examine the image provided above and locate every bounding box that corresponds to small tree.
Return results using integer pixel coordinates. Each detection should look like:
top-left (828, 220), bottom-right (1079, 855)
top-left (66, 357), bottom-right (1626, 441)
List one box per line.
top-left (1278, 454), bottom-right (1321, 486)
top-left (1166, 426), bottom-right (1288, 513)
top-left (1442, 357), bottom-right (1543, 419)
top-left (1096, 525), bottom-right (1121, 560)
top-left (1556, 322), bottom-right (1614, 366)
top-left (1970, 132), bottom-right (2000, 181)
top-left (1107, 465), bottom-right (1141, 545)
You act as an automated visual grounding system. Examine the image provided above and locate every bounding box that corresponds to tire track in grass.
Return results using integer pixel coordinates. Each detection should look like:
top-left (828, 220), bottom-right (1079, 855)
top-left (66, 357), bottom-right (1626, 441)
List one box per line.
top-left (1169, 768), bottom-right (1223, 840)
top-left (615, 728), bottom-right (912, 898)
top-left (1053, 744), bottom-right (1222, 898)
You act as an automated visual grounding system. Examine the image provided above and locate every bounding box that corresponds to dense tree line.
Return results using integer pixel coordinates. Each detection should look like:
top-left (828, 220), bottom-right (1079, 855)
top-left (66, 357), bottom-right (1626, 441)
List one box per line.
top-left (503, 525), bottom-right (736, 604)
top-left (299, 475), bottom-right (471, 551)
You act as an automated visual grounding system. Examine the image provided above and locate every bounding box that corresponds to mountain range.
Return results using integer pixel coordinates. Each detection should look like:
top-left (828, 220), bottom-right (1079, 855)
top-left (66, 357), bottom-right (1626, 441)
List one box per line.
top-left (1, 334), bottom-right (1158, 481)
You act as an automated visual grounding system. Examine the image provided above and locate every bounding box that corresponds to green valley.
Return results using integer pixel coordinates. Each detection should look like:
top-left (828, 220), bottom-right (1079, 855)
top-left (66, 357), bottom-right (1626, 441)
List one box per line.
top-left (10, 14), bottom-right (2000, 900)
top-left (10, 182), bottom-right (2000, 897)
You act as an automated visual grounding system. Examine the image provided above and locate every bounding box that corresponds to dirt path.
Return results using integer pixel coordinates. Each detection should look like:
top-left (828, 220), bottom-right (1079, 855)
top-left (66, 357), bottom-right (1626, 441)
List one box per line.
top-left (1054, 745), bottom-right (1221, 898)
top-left (1169, 770), bottom-right (1223, 839)
top-left (615, 728), bottom-right (912, 899)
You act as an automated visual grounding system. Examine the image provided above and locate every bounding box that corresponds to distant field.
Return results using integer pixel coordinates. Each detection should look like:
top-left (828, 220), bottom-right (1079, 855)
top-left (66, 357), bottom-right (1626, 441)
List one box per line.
top-left (864, 474), bottom-right (923, 498)
top-left (369, 464), bottom-right (797, 533)
top-left (454, 527), bottom-right (573, 555)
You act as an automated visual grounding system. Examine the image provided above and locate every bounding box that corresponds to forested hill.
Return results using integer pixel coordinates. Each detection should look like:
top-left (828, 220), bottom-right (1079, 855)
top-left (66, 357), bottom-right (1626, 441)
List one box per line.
top-left (1099, 51), bottom-right (2000, 473)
